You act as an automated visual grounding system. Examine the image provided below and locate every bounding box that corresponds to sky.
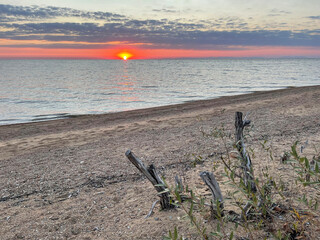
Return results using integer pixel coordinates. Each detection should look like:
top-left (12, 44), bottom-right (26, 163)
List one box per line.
top-left (0, 0), bottom-right (319, 59)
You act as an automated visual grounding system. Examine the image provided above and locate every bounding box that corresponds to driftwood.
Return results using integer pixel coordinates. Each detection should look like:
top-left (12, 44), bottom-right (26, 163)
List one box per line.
top-left (235, 112), bottom-right (256, 193)
top-left (125, 150), bottom-right (174, 210)
top-left (200, 171), bottom-right (224, 217)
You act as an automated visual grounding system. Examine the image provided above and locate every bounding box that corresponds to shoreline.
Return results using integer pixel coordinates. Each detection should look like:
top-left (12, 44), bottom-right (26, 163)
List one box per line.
top-left (0, 85), bottom-right (316, 128)
top-left (0, 85), bottom-right (317, 127)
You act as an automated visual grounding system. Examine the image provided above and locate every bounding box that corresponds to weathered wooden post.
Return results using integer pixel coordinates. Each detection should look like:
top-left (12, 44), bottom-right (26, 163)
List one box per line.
top-left (235, 112), bottom-right (256, 193)
top-left (200, 171), bottom-right (224, 218)
top-left (235, 112), bottom-right (259, 218)
top-left (125, 150), bottom-right (174, 210)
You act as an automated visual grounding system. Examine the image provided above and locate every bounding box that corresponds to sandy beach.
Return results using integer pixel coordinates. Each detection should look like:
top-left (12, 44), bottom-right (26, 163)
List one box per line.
top-left (1, 85), bottom-right (320, 239)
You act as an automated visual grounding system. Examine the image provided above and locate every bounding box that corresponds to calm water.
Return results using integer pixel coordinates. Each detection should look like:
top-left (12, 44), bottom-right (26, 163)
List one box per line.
top-left (0, 58), bottom-right (319, 125)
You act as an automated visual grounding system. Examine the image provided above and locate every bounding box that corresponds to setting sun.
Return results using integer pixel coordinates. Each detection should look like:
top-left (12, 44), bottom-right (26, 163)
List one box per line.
top-left (117, 52), bottom-right (133, 60)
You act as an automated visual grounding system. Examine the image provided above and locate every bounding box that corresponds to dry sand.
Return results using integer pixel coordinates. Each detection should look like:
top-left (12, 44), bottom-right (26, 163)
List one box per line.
top-left (1, 85), bottom-right (320, 239)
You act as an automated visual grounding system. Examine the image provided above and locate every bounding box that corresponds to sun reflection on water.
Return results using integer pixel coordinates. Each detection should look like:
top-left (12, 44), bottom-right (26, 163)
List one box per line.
top-left (113, 60), bottom-right (141, 104)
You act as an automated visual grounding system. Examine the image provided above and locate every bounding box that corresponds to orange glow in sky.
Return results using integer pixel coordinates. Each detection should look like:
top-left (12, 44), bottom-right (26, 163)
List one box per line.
top-left (1, 46), bottom-right (320, 59)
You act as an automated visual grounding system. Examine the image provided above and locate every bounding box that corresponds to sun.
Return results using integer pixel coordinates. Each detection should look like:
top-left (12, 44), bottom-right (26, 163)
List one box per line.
top-left (117, 52), bottom-right (133, 60)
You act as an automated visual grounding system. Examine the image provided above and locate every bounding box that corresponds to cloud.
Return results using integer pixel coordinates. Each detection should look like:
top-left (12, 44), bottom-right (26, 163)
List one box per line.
top-left (152, 8), bottom-right (178, 13)
top-left (306, 16), bottom-right (320, 20)
top-left (270, 9), bottom-right (292, 15)
top-left (0, 4), bottom-right (319, 50)
top-left (268, 9), bottom-right (292, 17)
top-left (0, 4), bottom-right (125, 21)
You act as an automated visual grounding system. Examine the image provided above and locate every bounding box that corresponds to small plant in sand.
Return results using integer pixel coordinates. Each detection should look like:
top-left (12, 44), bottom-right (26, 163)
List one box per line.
top-left (162, 180), bottom-right (210, 240)
top-left (286, 142), bottom-right (320, 195)
top-left (126, 112), bottom-right (320, 240)
top-left (164, 113), bottom-right (320, 239)
top-left (162, 176), bottom-right (236, 240)
top-left (164, 112), bottom-right (282, 239)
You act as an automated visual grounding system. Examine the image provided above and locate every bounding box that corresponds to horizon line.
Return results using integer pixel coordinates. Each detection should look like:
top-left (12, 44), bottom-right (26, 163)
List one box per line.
top-left (1, 56), bottom-right (319, 60)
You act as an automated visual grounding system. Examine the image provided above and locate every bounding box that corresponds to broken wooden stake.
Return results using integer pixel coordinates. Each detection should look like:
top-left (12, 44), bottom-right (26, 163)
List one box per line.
top-left (200, 171), bottom-right (224, 218)
top-left (235, 112), bottom-right (257, 193)
top-left (125, 150), bottom-right (174, 210)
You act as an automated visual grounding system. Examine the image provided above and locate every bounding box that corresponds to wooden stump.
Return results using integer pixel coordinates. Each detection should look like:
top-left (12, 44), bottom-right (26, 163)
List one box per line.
top-left (125, 150), bottom-right (174, 210)
top-left (200, 171), bottom-right (224, 218)
top-left (235, 112), bottom-right (256, 193)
